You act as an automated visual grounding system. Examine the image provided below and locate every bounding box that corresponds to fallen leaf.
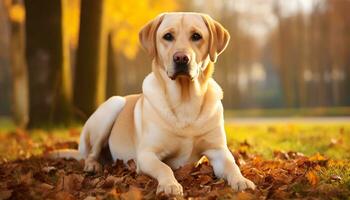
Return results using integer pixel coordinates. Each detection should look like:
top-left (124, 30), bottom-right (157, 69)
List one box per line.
top-left (309, 153), bottom-right (327, 163)
top-left (330, 175), bottom-right (342, 182)
top-left (55, 191), bottom-right (75, 200)
top-left (42, 166), bottom-right (57, 173)
top-left (120, 186), bottom-right (142, 200)
top-left (39, 183), bottom-right (54, 190)
top-left (236, 191), bottom-right (255, 200)
top-left (174, 164), bottom-right (194, 181)
top-left (274, 151), bottom-right (290, 160)
top-left (127, 159), bottom-right (137, 172)
top-left (0, 190), bottom-right (12, 200)
top-left (83, 196), bottom-right (97, 200)
top-left (20, 172), bottom-right (33, 185)
top-left (56, 174), bottom-right (84, 192)
top-left (101, 176), bottom-right (123, 188)
top-left (306, 170), bottom-right (319, 186)
top-left (197, 175), bottom-right (212, 185)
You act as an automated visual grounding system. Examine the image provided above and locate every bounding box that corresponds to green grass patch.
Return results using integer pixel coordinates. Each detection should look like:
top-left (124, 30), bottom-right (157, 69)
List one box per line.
top-left (225, 107), bottom-right (350, 117)
top-left (319, 160), bottom-right (350, 190)
top-left (0, 117), bottom-right (15, 132)
top-left (225, 122), bottom-right (350, 160)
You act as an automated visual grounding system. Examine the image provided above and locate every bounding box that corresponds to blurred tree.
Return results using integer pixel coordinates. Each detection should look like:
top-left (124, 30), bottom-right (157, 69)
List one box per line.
top-left (270, 0), bottom-right (350, 108)
top-left (106, 32), bottom-right (118, 98)
top-left (105, 0), bottom-right (178, 59)
top-left (327, 0), bottom-right (350, 105)
top-left (24, 0), bottom-right (72, 127)
top-left (4, 0), bottom-right (29, 127)
top-left (63, 0), bottom-right (80, 48)
top-left (0, 1), bottom-right (13, 116)
top-left (73, 0), bottom-right (177, 117)
top-left (73, 0), bottom-right (107, 117)
top-left (104, 0), bottom-right (178, 98)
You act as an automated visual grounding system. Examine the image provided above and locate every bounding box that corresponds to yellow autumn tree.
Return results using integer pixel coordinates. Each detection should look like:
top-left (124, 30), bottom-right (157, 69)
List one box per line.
top-left (105, 0), bottom-right (178, 59)
top-left (63, 0), bottom-right (177, 58)
top-left (64, 0), bottom-right (80, 47)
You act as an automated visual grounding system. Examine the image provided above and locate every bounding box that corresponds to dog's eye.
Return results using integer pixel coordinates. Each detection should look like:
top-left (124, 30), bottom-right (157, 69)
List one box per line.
top-left (191, 33), bottom-right (202, 41)
top-left (163, 33), bottom-right (174, 41)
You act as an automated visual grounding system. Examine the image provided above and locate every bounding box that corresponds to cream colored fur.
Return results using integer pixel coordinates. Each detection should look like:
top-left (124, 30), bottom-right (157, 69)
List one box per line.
top-left (52, 12), bottom-right (255, 195)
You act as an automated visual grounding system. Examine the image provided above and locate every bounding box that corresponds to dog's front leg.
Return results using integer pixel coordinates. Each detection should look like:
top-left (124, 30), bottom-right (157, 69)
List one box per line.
top-left (204, 147), bottom-right (255, 191)
top-left (137, 151), bottom-right (183, 195)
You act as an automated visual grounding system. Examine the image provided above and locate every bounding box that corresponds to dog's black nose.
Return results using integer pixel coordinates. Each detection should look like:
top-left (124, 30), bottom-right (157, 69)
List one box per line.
top-left (173, 52), bottom-right (190, 65)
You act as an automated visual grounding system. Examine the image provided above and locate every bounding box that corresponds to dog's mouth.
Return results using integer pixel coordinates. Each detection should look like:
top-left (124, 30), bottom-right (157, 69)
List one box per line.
top-left (169, 64), bottom-right (193, 80)
top-left (169, 71), bottom-right (192, 80)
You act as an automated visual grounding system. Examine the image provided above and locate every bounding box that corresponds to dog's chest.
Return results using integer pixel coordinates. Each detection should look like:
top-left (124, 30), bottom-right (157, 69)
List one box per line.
top-left (164, 137), bottom-right (201, 169)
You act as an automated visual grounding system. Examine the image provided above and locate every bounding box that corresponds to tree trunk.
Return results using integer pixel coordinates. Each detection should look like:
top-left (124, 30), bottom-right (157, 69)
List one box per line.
top-left (24, 0), bottom-right (72, 128)
top-left (8, 0), bottom-right (29, 128)
top-left (73, 0), bottom-right (107, 117)
top-left (106, 32), bottom-right (118, 98)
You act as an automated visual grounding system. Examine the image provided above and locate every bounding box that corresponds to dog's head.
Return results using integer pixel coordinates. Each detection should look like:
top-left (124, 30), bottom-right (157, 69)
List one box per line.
top-left (139, 12), bottom-right (230, 80)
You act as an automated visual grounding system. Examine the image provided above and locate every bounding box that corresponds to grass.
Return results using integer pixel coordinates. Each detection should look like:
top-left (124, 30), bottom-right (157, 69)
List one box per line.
top-left (318, 160), bottom-right (350, 190)
top-left (0, 117), bottom-right (15, 132)
top-left (224, 107), bottom-right (350, 117)
top-left (225, 122), bottom-right (350, 160)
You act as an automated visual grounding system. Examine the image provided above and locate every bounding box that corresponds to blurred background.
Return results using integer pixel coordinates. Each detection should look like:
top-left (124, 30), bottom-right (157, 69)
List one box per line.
top-left (0, 0), bottom-right (350, 128)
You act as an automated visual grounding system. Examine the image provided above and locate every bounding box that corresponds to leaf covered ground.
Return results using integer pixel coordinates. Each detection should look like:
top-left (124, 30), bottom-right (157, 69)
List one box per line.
top-left (0, 121), bottom-right (349, 199)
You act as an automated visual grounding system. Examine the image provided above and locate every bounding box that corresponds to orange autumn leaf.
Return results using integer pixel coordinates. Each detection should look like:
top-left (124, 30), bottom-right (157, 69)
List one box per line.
top-left (306, 170), bottom-right (319, 186)
top-left (309, 153), bottom-right (327, 162)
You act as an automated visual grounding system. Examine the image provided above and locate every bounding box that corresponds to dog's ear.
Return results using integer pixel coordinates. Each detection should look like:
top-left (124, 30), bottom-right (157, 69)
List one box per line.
top-left (139, 14), bottom-right (165, 58)
top-left (201, 14), bottom-right (230, 63)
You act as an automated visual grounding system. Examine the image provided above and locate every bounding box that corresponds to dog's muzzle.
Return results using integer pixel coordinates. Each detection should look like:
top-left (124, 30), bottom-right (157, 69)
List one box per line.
top-left (170, 52), bottom-right (191, 80)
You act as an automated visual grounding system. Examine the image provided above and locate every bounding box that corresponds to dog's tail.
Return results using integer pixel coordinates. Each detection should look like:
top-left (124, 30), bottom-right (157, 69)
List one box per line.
top-left (48, 149), bottom-right (83, 160)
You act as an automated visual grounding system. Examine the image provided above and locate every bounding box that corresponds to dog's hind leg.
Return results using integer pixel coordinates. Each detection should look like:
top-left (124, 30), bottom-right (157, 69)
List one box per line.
top-left (79, 96), bottom-right (126, 172)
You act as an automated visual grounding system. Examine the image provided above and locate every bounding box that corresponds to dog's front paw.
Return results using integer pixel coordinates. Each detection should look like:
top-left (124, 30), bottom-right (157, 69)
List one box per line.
top-left (84, 159), bottom-right (102, 172)
top-left (157, 180), bottom-right (183, 196)
top-left (228, 175), bottom-right (256, 191)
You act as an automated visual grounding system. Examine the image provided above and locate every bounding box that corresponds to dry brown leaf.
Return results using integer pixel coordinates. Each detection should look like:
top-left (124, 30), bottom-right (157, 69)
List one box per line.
top-left (83, 196), bottom-right (97, 200)
top-left (39, 183), bottom-right (54, 190)
top-left (175, 164), bottom-right (194, 181)
top-left (197, 163), bottom-right (213, 176)
top-left (274, 151), bottom-right (290, 160)
top-left (20, 172), bottom-right (33, 185)
top-left (57, 174), bottom-right (84, 192)
top-left (55, 191), bottom-right (75, 200)
top-left (100, 176), bottom-right (123, 188)
top-left (120, 186), bottom-right (142, 200)
top-left (42, 166), bottom-right (57, 173)
top-left (236, 191), bottom-right (255, 200)
top-left (330, 175), bottom-right (342, 182)
top-left (0, 190), bottom-right (12, 200)
top-left (197, 175), bottom-right (212, 185)
top-left (127, 159), bottom-right (137, 172)
top-left (272, 189), bottom-right (290, 199)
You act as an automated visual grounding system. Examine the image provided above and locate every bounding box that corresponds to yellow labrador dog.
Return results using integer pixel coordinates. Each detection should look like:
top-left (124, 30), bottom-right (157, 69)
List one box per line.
top-left (55, 12), bottom-right (255, 195)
